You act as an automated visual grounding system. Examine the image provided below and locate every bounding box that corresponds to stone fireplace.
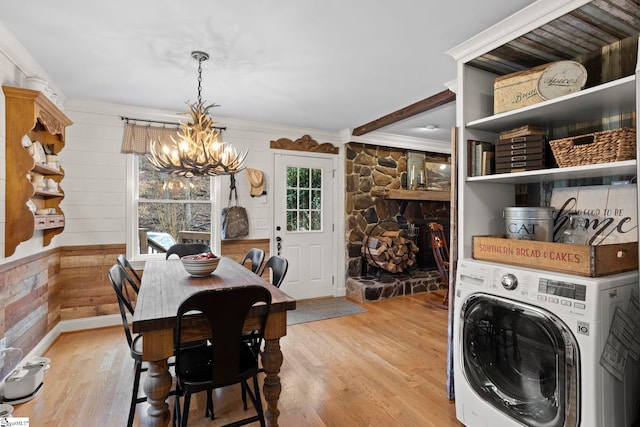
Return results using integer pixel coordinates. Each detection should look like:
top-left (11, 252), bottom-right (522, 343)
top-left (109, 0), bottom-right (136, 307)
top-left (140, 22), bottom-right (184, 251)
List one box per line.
top-left (344, 143), bottom-right (451, 303)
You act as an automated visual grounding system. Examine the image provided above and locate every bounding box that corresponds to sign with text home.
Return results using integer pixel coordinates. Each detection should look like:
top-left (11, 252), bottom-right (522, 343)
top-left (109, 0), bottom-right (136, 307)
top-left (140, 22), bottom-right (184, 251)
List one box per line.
top-left (550, 184), bottom-right (637, 245)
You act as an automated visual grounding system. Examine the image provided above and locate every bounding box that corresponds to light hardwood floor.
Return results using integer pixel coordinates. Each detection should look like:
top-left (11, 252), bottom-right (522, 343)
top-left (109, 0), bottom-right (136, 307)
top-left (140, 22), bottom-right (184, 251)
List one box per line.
top-left (12, 293), bottom-right (461, 426)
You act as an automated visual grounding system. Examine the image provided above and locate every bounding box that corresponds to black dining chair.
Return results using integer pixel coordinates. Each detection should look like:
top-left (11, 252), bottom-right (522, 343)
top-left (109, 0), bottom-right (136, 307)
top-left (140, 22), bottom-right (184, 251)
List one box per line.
top-left (173, 286), bottom-right (271, 427)
top-left (165, 243), bottom-right (210, 259)
top-left (117, 254), bottom-right (141, 293)
top-left (241, 248), bottom-right (265, 274)
top-left (259, 255), bottom-right (289, 288)
top-left (108, 264), bottom-right (146, 427)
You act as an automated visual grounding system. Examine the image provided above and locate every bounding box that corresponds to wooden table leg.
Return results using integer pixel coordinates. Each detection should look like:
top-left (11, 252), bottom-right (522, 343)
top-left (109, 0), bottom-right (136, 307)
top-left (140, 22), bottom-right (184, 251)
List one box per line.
top-left (261, 337), bottom-right (283, 427)
top-left (141, 359), bottom-right (172, 427)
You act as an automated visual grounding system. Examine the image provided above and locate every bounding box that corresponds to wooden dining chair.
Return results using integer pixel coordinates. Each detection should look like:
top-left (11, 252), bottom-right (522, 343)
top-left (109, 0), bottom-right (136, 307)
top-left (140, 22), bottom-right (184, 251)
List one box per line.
top-left (108, 264), bottom-right (146, 427)
top-left (165, 243), bottom-right (210, 259)
top-left (241, 248), bottom-right (265, 274)
top-left (258, 255), bottom-right (288, 288)
top-left (428, 222), bottom-right (450, 309)
top-left (173, 286), bottom-right (271, 427)
top-left (117, 254), bottom-right (141, 293)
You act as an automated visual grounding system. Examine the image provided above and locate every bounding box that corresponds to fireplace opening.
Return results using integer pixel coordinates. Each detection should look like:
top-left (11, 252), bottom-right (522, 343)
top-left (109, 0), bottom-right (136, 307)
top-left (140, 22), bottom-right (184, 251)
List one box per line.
top-left (361, 219), bottom-right (419, 277)
top-left (344, 142), bottom-right (451, 302)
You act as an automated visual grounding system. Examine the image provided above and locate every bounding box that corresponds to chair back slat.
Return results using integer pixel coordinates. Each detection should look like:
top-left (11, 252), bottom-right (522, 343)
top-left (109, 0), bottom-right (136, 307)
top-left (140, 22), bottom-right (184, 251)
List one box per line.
top-left (242, 248), bottom-right (265, 274)
top-left (117, 254), bottom-right (141, 293)
top-left (108, 264), bottom-right (138, 348)
top-left (259, 255), bottom-right (288, 288)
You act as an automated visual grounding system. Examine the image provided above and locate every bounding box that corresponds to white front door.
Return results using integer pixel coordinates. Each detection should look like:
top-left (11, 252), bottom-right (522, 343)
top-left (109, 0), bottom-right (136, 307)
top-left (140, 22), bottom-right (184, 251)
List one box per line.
top-left (274, 153), bottom-right (335, 299)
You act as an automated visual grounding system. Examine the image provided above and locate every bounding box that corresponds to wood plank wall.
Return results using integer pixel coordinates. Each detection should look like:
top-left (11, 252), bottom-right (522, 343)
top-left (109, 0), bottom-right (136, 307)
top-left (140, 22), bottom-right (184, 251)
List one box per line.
top-left (0, 249), bottom-right (61, 357)
top-left (59, 244), bottom-right (125, 320)
top-left (0, 239), bottom-right (270, 359)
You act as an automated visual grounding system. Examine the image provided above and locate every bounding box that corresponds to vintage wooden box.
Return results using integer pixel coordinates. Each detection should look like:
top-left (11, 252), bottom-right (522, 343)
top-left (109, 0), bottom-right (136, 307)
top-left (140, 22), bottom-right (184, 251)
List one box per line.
top-left (496, 138), bottom-right (546, 160)
top-left (472, 235), bottom-right (638, 277)
top-left (494, 61), bottom-right (587, 114)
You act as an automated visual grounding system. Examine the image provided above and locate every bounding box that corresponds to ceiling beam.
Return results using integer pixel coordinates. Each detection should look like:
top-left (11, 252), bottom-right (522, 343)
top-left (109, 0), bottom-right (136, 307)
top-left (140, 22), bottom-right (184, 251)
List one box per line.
top-left (352, 89), bottom-right (456, 136)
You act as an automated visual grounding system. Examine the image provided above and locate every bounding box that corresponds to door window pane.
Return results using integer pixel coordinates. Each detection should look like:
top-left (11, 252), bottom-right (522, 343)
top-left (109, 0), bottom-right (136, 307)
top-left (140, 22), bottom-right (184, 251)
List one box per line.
top-left (299, 189), bottom-right (309, 209)
top-left (299, 211), bottom-right (309, 231)
top-left (299, 168), bottom-right (309, 188)
top-left (286, 166), bottom-right (322, 232)
top-left (286, 189), bottom-right (297, 210)
top-left (311, 168), bottom-right (321, 188)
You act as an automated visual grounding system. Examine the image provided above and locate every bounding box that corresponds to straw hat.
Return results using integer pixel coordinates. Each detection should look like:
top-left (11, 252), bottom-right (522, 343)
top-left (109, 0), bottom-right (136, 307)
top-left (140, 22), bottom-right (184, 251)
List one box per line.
top-left (246, 168), bottom-right (265, 196)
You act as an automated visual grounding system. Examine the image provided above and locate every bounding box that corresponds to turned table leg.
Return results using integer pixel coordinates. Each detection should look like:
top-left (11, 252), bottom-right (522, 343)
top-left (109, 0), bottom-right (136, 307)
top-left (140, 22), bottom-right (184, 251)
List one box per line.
top-left (261, 337), bottom-right (283, 427)
top-left (141, 359), bottom-right (172, 427)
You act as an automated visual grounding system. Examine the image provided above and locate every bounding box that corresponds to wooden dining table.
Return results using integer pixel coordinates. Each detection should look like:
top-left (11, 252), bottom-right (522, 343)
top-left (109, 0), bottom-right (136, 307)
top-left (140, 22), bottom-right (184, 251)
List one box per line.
top-left (132, 257), bottom-right (296, 427)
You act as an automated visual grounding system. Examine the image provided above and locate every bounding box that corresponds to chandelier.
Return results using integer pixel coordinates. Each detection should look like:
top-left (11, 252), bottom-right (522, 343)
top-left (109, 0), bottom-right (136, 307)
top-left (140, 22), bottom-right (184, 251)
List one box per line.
top-left (147, 51), bottom-right (247, 177)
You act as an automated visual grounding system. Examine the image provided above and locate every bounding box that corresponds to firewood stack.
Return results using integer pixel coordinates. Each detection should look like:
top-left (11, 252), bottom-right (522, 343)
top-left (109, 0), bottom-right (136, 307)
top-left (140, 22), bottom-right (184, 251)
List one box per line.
top-left (362, 230), bottom-right (419, 273)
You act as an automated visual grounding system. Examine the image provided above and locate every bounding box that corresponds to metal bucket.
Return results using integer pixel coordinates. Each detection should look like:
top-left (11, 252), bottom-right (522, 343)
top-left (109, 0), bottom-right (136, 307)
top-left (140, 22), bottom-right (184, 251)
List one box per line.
top-left (504, 207), bottom-right (554, 241)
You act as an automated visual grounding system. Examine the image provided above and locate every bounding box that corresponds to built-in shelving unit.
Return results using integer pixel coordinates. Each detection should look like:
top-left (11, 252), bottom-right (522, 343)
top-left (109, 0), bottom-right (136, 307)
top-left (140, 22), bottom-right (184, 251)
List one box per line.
top-left (3, 85), bottom-right (72, 257)
top-left (448, 1), bottom-right (639, 261)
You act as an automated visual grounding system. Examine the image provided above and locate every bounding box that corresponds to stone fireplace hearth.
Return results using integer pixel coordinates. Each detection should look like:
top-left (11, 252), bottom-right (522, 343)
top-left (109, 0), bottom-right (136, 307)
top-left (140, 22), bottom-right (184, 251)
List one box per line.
top-left (346, 270), bottom-right (442, 303)
top-left (344, 142), bottom-right (451, 302)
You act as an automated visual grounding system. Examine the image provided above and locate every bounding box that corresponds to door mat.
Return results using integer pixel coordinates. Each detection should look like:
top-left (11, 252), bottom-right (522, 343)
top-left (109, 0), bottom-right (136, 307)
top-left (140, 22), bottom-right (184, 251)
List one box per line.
top-left (287, 297), bottom-right (367, 325)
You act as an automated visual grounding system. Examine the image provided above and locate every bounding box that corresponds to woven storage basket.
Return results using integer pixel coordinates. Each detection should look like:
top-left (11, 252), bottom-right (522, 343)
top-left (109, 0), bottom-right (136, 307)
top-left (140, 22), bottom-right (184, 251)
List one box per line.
top-left (549, 127), bottom-right (636, 167)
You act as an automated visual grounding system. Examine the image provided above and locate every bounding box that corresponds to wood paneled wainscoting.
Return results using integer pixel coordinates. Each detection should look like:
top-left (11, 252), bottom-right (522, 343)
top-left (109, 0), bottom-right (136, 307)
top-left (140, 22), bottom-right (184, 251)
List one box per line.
top-left (58, 244), bottom-right (128, 320)
top-left (0, 244), bottom-right (126, 368)
top-left (0, 249), bottom-right (62, 363)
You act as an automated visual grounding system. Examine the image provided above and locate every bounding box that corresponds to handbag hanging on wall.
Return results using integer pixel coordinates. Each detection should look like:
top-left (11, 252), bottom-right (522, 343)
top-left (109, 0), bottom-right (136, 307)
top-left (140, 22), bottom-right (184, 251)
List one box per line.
top-left (221, 174), bottom-right (249, 240)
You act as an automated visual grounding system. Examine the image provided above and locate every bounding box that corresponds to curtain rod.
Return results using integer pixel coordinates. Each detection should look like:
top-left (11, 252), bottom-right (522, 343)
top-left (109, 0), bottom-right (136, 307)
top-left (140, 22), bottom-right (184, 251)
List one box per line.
top-left (120, 116), bottom-right (226, 131)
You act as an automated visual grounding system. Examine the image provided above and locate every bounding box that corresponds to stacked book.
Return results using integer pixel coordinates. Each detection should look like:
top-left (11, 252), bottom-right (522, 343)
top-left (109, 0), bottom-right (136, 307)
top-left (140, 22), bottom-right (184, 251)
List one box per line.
top-left (468, 140), bottom-right (495, 176)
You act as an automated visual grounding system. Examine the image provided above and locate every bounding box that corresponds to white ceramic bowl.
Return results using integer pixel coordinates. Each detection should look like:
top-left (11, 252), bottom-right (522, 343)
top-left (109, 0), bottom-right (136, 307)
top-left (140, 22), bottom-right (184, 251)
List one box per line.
top-left (181, 256), bottom-right (219, 277)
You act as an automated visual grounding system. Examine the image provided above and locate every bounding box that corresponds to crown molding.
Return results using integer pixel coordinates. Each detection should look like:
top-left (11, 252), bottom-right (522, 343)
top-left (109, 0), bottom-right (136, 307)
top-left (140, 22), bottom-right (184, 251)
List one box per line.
top-left (447, 0), bottom-right (591, 63)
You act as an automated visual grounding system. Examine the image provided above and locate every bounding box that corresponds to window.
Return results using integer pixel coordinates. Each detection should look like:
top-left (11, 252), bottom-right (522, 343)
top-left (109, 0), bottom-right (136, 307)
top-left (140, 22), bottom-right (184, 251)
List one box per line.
top-left (286, 166), bottom-right (322, 232)
top-left (133, 155), bottom-right (212, 256)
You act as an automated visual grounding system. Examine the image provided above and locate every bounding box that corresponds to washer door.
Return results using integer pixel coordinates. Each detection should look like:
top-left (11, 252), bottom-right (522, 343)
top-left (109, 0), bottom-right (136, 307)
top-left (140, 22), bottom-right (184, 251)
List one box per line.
top-left (461, 294), bottom-right (580, 427)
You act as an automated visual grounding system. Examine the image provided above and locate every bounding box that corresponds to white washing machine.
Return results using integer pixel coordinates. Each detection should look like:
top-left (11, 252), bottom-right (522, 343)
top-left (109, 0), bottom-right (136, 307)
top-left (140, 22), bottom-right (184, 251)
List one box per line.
top-left (454, 258), bottom-right (640, 427)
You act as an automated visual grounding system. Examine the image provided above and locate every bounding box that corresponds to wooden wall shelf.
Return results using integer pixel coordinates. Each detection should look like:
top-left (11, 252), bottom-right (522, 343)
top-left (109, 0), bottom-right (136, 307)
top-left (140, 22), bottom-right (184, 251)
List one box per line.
top-left (384, 189), bottom-right (451, 201)
top-left (4, 85), bottom-right (72, 256)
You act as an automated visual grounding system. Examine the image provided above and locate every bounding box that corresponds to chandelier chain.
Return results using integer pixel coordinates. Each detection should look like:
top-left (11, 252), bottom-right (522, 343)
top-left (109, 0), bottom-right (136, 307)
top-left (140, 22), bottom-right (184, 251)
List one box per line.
top-left (197, 56), bottom-right (203, 105)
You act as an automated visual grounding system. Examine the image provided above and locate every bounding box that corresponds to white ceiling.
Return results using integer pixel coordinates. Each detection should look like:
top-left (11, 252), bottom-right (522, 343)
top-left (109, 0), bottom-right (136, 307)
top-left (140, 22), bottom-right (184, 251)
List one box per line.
top-left (0, 0), bottom-right (535, 143)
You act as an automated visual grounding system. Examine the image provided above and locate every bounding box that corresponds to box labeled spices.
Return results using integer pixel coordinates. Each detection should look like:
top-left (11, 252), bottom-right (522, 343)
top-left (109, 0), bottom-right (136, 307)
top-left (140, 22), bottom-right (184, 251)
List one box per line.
top-left (494, 61), bottom-right (587, 114)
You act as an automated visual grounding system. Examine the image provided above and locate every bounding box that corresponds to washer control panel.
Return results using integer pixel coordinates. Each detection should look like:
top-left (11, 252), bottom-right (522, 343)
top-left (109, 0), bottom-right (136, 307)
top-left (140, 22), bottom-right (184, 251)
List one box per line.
top-left (537, 279), bottom-right (587, 309)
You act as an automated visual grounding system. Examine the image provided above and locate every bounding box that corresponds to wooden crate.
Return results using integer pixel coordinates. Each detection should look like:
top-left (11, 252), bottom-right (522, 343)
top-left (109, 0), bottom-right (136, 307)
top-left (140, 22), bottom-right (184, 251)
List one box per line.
top-left (494, 61), bottom-right (587, 114)
top-left (472, 235), bottom-right (637, 277)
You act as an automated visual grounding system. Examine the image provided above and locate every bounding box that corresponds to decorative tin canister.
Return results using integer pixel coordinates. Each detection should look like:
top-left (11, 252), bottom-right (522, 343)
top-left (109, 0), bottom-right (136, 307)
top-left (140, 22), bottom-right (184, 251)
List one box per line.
top-left (504, 207), bottom-right (554, 241)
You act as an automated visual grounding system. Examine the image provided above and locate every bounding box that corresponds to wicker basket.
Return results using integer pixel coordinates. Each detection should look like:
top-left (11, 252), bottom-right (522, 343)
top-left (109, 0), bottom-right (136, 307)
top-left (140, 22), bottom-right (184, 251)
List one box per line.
top-left (549, 127), bottom-right (636, 167)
